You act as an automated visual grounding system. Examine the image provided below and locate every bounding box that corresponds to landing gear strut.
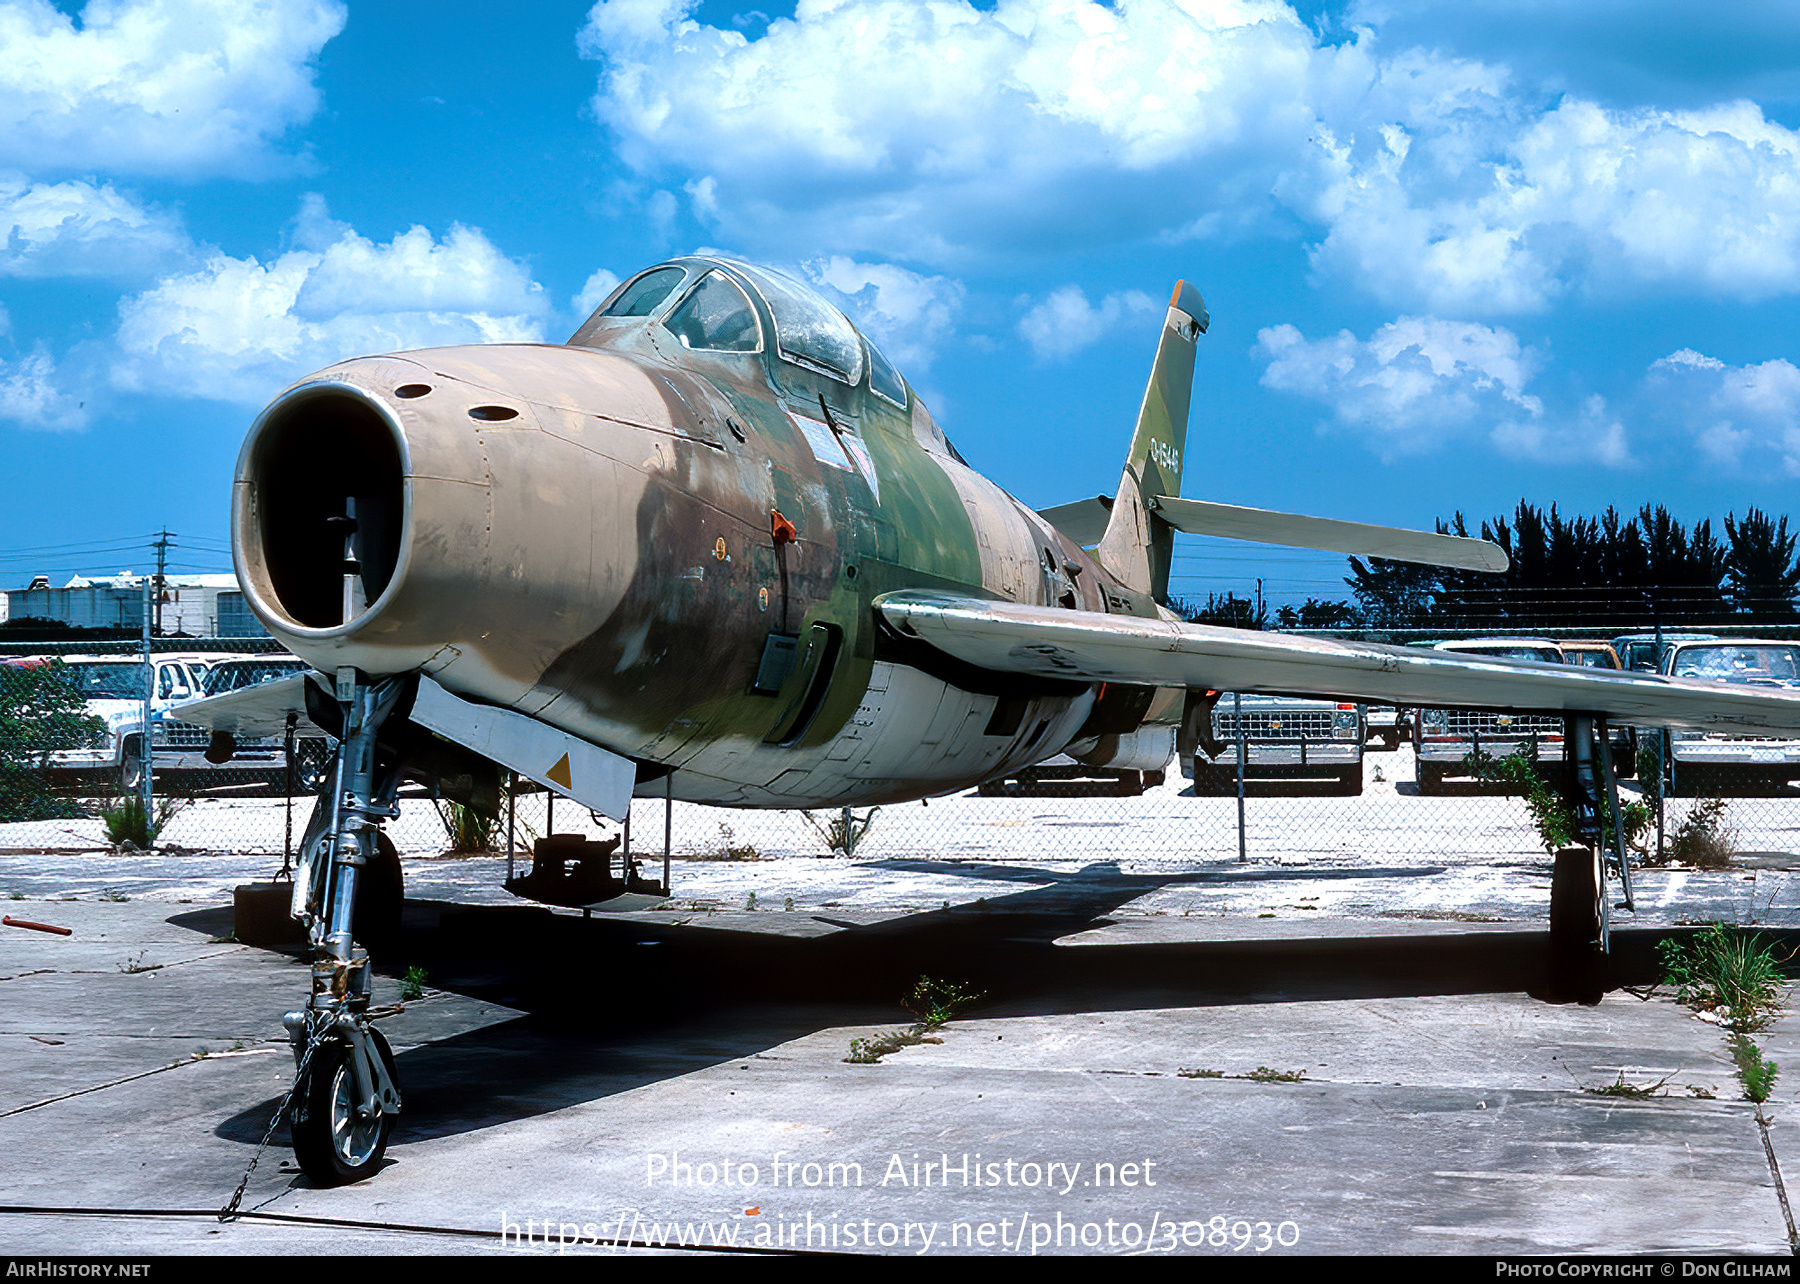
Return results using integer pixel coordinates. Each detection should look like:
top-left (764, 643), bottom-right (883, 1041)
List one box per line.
top-left (284, 669), bottom-right (407, 1184)
top-left (1547, 714), bottom-right (1635, 1005)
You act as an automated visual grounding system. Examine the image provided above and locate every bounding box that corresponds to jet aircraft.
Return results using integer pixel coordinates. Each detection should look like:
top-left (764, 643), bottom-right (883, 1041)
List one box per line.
top-left (178, 255), bottom-right (1800, 1184)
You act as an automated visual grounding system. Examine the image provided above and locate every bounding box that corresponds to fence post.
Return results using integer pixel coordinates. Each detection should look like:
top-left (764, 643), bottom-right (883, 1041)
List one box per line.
top-left (140, 575), bottom-right (154, 833)
top-left (1235, 692), bottom-right (1247, 864)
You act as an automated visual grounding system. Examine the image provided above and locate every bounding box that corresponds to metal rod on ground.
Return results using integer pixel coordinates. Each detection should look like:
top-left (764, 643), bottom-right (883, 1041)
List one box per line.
top-left (1234, 692), bottom-right (1247, 864)
top-left (139, 573), bottom-right (153, 831)
top-left (663, 774), bottom-right (672, 895)
top-left (506, 770), bottom-right (516, 884)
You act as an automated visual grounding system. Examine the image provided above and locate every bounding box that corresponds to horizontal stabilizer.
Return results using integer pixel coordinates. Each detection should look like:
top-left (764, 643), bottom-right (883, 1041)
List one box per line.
top-left (1036, 496), bottom-right (1112, 547)
top-left (1150, 496), bottom-right (1509, 573)
top-left (875, 590), bottom-right (1800, 733)
top-left (411, 676), bottom-right (635, 821)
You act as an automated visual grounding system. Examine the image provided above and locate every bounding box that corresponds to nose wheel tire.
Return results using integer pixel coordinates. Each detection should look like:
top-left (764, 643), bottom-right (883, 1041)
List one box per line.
top-left (290, 1027), bottom-right (398, 1185)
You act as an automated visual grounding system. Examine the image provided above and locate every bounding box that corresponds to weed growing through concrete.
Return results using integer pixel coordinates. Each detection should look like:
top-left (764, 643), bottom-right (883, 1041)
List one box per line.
top-left (118, 951), bottom-right (161, 974)
top-left (98, 887), bottom-right (128, 902)
top-left (1667, 798), bottom-right (1737, 869)
top-left (901, 975), bottom-right (985, 1027)
top-left (1729, 1034), bottom-right (1780, 1103)
top-left (744, 892), bottom-right (758, 912)
top-left (1656, 924), bottom-right (1789, 1032)
top-left (783, 897), bottom-right (794, 912)
top-left (801, 807), bottom-right (879, 857)
top-left (845, 975), bottom-right (985, 1064)
top-left (1245, 1066), bottom-right (1305, 1083)
top-left (399, 965), bottom-right (427, 1002)
top-left (97, 792), bottom-right (189, 851)
top-left (701, 824), bottom-right (760, 861)
top-left (1466, 748), bottom-right (1651, 856)
top-left (8, 890), bottom-right (23, 900)
top-left (1585, 1072), bottom-right (1672, 1099)
top-left (1688, 1085), bottom-right (1718, 1099)
top-left (1178, 1068), bottom-right (1224, 1079)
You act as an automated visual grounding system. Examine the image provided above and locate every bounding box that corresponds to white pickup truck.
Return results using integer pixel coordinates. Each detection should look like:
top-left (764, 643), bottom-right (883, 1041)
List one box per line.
top-left (1187, 693), bottom-right (1365, 795)
top-left (1661, 639), bottom-right (1800, 795)
top-left (41, 654), bottom-right (212, 791)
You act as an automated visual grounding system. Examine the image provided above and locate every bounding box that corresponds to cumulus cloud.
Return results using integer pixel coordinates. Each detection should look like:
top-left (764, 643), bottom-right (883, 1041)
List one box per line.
top-left (0, 344), bottom-right (86, 431)
top-left (1017, 286), bottom-right (1157, 362)
top-left (114, 204), bottom-right (548, 403)
top-left (580, 0), bottom-right (1328, 260)
top-left (0, 174), bottom-right (190, 278)
top-left (804, 256), bottom-right (964, 371)
top-left (572, 268), bottom-right (622, 319)
top-left (1650, 348), bottom-right (1800, 473)
top-left (577, 0), bottom-right (1800, 311)
top-left (0, 0), bottom-right (345, 175)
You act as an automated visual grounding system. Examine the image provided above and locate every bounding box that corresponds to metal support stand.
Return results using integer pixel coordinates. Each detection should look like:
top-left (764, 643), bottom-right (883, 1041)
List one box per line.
top-left (1234, 692), bottom-right (1247, 863)
top-left (506, 770), bottom-right (516, 885)
top-left (1596, 718), bottom-right (1636, 911)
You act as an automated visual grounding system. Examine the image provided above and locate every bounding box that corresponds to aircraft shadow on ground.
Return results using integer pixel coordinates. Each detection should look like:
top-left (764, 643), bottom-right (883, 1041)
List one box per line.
top-left (195, 862), bottom-right (1799, 1148)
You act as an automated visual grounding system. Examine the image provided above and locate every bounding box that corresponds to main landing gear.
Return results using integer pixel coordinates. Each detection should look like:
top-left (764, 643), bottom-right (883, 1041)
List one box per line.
top-left (282, 669), bottom-right (408, 1184)
top-left (1546, 714), bottom-right (1637, 1005)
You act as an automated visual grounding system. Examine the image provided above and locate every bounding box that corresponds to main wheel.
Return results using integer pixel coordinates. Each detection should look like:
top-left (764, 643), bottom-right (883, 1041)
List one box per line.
top-left (1549, 848), bottom-right (1606, 1005)
top-left (290, 1029), bottom-right (397, 1185)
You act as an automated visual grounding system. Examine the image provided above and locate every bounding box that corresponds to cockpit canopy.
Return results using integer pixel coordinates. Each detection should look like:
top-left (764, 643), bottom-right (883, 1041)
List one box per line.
top-left (568, 257), bottom-right (910, 409)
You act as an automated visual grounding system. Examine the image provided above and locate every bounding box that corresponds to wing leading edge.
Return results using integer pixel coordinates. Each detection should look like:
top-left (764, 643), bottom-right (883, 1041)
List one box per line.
top-left (875, 591), bottom-right (1800, 733)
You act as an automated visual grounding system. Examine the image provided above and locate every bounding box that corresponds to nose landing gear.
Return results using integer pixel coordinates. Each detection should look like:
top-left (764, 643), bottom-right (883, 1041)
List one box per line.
top-left (282, 669), bottom-right (408, 1185)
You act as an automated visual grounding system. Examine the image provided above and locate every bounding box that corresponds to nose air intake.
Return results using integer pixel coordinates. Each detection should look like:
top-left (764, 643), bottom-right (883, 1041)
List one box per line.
top-left (243, 385), bottom-right (406, 631)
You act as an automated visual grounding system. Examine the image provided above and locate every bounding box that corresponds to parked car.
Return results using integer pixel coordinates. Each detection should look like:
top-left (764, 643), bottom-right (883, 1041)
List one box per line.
top-left (975, 754), bottom-right (1163, 797)
top-left (1562, 640), bottom-right (1622, 670)
top-left (1657, 639), bottom-right (1800, 795)
top-left (41, 654), bottom-right (210, 791)
top-left (1187, 694), bottom-right (1364, 795)
top-left (1414, 639), bottom-right (1569, 793)
top-left (1363, 703), bottom-right (1408, 749)
top-left (160, 655), bottom-right (332, 791)
top-left (1611, 632), bottom-right (1719, 674)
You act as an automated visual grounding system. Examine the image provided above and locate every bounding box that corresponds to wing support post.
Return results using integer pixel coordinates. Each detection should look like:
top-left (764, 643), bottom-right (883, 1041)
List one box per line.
top-left (1550, 713), bottom-right (1635, 1004)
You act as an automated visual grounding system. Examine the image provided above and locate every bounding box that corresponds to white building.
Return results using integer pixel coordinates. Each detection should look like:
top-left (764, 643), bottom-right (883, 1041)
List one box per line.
top-left (6, 573), bottom-right (264, 637)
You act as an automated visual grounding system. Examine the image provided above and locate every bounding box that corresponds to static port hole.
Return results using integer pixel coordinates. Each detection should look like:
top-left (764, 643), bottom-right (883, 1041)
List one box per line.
top-left (394, 384), bottom-right (432, 399)
top-left (469, 405), bottom-right (519, 422)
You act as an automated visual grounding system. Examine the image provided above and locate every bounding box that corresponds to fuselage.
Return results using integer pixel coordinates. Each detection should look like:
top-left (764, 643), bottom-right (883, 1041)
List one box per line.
top-left (231, 257), bottom-right (1173, 806)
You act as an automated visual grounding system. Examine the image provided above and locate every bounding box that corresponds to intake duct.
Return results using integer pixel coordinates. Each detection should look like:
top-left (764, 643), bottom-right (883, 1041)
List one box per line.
top-left (242, 385), bottom-right (406, 631)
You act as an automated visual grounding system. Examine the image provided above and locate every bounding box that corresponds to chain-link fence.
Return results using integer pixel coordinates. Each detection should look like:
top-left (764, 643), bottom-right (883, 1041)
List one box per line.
top-left (5, 645), bottom-right (1798, 901)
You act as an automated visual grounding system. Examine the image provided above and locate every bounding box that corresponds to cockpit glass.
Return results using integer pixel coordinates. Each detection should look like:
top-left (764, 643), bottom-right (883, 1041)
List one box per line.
top-left (662, 273), bottom-right (762, 352)
top-left (866, 337), bottom-right (907, 406)
top-left (727, 262), bottom-right (865, 385)
top-left (603, 267), bottom-right (687, 318)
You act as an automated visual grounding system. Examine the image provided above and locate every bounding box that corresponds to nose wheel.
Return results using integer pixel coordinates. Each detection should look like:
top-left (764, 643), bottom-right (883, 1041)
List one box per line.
top-left (290, 1025), bottom-right (398, 1184)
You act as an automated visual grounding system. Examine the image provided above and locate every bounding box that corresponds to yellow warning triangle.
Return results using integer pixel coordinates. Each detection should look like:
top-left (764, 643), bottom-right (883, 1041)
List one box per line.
top-left (546, 752), bottom-right (572, 790)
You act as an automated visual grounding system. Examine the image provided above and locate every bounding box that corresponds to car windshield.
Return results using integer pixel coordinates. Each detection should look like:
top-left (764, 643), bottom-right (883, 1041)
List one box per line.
top-left (59, 663), bottom-right (145, 700)
top-left (1671, 646), bottom-right (1800, 683)
top-left (205, 660), bottom-right (308, 695)
top-left (1566, 650), bottom-right (1617, 669)
top-left (1446, 645), bottom-right (1561, 663)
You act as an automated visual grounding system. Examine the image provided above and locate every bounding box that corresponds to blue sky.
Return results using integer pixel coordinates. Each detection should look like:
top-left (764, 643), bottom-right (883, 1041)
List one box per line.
top-left (4, 0), bottom-right (1800, 609)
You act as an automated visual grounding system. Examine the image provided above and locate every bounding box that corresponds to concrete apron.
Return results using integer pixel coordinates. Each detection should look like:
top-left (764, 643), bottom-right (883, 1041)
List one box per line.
top-left (0, 897), bottom-right (1793, 1256)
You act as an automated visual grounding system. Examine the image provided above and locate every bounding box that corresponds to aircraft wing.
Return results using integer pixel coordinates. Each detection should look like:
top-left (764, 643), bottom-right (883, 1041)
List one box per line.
top-left (875, 591), bottom-right (1800, 733)
top-left (167, 673), bottom-right (330, 740)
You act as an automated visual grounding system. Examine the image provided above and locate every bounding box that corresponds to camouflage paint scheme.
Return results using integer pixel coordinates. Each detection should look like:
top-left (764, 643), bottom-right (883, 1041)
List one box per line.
top-left (232, 257), bottom-right (1189, 807)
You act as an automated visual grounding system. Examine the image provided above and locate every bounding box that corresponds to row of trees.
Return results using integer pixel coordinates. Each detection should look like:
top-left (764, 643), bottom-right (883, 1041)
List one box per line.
top-left (1177, 503), bottom-right (1800, 632)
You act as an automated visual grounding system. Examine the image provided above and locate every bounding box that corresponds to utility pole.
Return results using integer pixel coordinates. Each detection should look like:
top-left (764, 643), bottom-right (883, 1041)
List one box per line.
top-left (151, 529), bottom-right (173, 635)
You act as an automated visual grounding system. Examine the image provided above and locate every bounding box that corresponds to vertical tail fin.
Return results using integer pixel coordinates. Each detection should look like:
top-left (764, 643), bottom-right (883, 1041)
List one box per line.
top-left (1096, 281), bottom-right (1207, 601)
